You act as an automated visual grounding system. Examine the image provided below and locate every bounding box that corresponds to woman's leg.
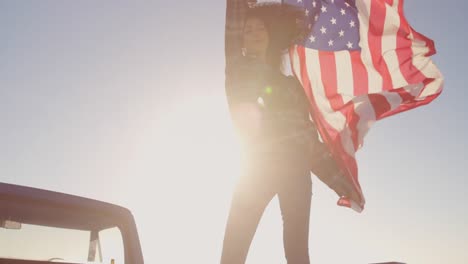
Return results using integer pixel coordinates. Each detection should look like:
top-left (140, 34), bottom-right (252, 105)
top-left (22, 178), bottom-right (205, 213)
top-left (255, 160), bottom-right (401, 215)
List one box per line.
top-left (220, 167), bottom-right (276, 264)
top-left (277, 172), bottom-right (312, 264)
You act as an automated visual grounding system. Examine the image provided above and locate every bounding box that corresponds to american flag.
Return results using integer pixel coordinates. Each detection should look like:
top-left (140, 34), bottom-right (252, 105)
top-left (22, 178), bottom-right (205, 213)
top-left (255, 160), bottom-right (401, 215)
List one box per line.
top-left (283, 0), bottom-right (444, 212)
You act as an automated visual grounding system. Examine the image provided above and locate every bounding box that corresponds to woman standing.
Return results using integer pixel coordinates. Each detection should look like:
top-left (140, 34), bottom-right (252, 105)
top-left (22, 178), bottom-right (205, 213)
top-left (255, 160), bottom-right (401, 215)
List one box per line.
top-left (220, 3), bottom-right (322, 264)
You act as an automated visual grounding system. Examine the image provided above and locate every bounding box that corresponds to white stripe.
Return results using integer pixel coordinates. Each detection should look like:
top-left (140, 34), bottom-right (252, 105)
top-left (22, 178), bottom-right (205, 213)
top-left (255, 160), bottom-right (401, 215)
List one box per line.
top-left (382, 0), bottom-right (408, 88)
top-left (303, 49), bottom-right (356, 156)
top-left (291, 46), bottom-right (355, 156)
top-left (340, 124), bottom-right (357, 157)
top-left (382, 91), bottom-right (403, 111)
top-left (420, 77), bottom-right (443, 98)
top-left (291, 46), bottom-right (304, 87)
top-left (352, 96), bottom-right (376, 149)
top-left (403, 82), bottom-right (424, 96)
top-left (408, 31), bottom-right (444, 98)
top-left (304, 49), bottom-right (346, 131)
top-left (335, 51), bottom-right (355, 105)
top-left (355, 0), bottom-right (383, 94)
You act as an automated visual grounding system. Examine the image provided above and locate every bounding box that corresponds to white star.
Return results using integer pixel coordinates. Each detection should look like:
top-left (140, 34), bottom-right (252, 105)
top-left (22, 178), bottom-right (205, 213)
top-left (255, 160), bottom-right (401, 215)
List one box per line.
top-left (350, 20), bottom-right (356, 28)
top-left (297, 0), bottom-right (303, 2)
top-left (314, 15), bottom-right (319, 21)
top-left (346, 41), bottom-right (353, 49)
top-left (305, 9), bottom-right (309, 16)
top-left (320, 26), bottom-right (327, 34)
top-left (331, 0), bottom-right (335, 3)
top-left (338, 30), bottom-right (344, 37)
top-left (312, 1), bottom-right (316, 7)
top-left (309, 35), bottom-right (316, 42)
top-left (321, 6), bottom-right (327, 13)
top-left (330, 17), bottom-right (337, 25)
top-left (340, 8), bottom-right (346, 15)
top-left (328, 39), bottom-right (334, 46)
top-left (345, 2), bottom-right (351, 7)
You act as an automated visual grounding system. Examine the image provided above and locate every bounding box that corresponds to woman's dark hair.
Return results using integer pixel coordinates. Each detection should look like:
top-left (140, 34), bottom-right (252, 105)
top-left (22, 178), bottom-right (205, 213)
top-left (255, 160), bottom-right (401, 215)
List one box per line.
top-left (243, 2), bottom-right (307, 71)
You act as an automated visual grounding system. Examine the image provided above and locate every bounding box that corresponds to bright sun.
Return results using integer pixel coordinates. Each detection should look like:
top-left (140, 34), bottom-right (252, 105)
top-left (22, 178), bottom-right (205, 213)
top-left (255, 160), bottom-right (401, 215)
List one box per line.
top-left (142, 93), bottom-right (242, 191)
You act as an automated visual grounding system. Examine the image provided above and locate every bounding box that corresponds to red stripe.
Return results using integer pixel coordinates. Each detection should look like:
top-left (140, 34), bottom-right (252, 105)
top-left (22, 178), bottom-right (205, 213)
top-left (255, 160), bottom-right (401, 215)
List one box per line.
top-left (348, 105), bottom-right (361, 151)
top-left (348, 51), bottom-right (370, 150)
top-left (399, 0), bottom-right (436, 57)
top-left (350, 51), bottom-right (369, 96)
top-left (379, 79), bottom-right (441, 119)
top-left (378, 88), bottom-right (415, 119)
top-left (368, 94), bottom-right (391, 120)
top-left (291, 46), bottom-right (314, 103)
top-left (295, 46), bottom-right (364, 209)
top-left (368, 0), bottom-right (393, 90)
top-left (395, 0), bottom-right (428, 86)
top-left (411, 28), bottom-right (436, 56)
top-left (319, 51), bottom-right (363, 150)
top-left (318, 51), bottom-right (344, 112)
top-left (297, 47), bottom-right (333, 139)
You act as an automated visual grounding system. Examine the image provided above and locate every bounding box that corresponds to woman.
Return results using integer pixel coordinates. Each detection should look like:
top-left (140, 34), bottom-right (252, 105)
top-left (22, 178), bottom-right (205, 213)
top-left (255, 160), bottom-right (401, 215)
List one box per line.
top-left (220, 3), bottom-right (323, 264)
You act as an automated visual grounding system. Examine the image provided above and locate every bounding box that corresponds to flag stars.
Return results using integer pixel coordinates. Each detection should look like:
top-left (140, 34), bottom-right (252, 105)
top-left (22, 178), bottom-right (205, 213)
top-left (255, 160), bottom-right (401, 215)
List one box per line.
top-left (320, 26), bottom-right (327, 34)
top-left (345, 2), bottom-right (351, 7)
top-left (309, 35), bottom-right (316, 42)
top-left (346, 41), bottom-right (353, 49)
top-left (297, 0), bottom-right (303, 2)
top-left (321, 6), bottom-right (327, 13)
top-left (308, 23), bottom-right (312, 29)
top-left (340, 8), bottom-right (346, 15)
top-left (339, 30), bottom-right (344, 37)
top-left (350, 20), bottom-right (356, 28)
top-left (305, 9), bottom-right (309, 16)
top-left (312, 1), bottom-right (316, 7)
top-left (314, 14), bottom-right (319, 21)
top-left (328, 39), bottom-right (334, 46)
top-left (330, 17), bottom-right (337, 24)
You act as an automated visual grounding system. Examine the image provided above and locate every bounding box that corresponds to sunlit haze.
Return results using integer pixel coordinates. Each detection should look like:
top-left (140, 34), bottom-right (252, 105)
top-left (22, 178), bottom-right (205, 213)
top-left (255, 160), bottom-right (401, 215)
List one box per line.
top-left (1, 1), bottom-right (467, 263)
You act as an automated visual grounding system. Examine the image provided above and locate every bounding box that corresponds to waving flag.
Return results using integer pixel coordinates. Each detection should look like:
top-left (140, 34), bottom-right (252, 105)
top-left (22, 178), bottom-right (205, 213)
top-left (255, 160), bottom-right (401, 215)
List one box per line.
top-left (224, 0), bottom-right (443, 212)
top-left (282, 0), bottom-right (443, 212)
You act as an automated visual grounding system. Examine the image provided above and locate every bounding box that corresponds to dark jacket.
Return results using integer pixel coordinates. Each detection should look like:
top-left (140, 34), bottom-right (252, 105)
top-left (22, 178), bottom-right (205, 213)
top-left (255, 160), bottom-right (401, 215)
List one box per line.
top-left (225, 55), bottom-right (360, 201)
top-left (225, 55), bottom-right (320, 166)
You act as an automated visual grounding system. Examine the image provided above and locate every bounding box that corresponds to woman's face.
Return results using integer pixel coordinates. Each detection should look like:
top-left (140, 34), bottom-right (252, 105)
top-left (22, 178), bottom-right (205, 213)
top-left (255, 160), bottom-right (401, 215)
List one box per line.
top-left (242, 17), bottom-right (269, 58)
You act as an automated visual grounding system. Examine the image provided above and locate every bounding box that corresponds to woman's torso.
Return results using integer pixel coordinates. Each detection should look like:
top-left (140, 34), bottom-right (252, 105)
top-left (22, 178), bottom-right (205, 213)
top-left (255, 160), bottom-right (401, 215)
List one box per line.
top-left (226, 55), bottom-right (319, 168)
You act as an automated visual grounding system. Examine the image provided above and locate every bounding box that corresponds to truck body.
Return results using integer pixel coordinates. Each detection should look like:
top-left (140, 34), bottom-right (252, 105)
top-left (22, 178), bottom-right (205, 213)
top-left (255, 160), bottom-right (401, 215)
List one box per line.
top-left (0, 182), bottom-right (144, 264)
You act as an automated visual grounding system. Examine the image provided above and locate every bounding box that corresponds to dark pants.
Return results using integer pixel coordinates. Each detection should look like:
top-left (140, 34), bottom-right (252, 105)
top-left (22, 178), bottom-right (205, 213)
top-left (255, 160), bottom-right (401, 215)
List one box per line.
top-left (220, 155), bottom-right (312, 264)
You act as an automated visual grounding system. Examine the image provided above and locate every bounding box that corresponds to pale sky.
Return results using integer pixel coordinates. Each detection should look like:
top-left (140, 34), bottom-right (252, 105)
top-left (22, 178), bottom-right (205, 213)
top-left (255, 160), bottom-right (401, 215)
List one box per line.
top-left (1, 1), bottom-right (467, 263)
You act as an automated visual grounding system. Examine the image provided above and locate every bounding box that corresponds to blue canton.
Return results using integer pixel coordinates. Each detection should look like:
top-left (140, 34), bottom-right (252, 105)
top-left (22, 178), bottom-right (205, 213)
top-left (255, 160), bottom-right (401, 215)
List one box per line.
top-left (283, 0), bottom-right (361, 51)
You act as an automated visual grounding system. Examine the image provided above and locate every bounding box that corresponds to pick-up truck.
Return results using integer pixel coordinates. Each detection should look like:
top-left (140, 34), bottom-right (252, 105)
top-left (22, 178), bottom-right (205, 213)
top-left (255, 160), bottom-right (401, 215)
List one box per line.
top-left (0, 182), bottom-right (144, 264)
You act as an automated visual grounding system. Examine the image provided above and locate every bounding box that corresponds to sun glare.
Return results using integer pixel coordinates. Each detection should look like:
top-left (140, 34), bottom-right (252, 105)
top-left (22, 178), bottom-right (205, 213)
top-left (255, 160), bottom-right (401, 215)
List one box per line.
top-left (130, 91), bottom-right (243, 204)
